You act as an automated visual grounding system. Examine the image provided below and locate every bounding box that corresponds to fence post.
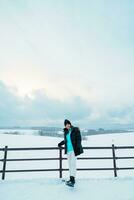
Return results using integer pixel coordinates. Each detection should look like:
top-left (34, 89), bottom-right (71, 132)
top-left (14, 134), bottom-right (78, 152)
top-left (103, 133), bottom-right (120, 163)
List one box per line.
top-left (112, 144), bottom-right (117, 177)
top-left (59, 147), bottom-right (63, 178)
top-left (2, 146), bottom-right (8, 180)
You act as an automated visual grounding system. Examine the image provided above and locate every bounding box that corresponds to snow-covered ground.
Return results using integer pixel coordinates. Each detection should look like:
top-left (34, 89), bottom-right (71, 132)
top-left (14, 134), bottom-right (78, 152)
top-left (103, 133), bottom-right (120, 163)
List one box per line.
top-left (0, 132), bottom-right (134, 200)
top-left (0, 177), bottom-right (134, 200)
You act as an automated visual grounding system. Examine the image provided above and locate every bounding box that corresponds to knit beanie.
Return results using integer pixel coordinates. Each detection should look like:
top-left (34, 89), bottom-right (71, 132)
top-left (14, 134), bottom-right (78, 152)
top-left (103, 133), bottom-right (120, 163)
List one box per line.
top-left (64, 119), bottom-right (71, 126)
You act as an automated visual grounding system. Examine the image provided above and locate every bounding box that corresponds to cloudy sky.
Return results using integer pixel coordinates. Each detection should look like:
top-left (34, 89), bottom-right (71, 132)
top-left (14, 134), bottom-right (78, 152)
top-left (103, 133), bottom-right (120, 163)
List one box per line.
top-left (0, 0), bottom-right (134, 128)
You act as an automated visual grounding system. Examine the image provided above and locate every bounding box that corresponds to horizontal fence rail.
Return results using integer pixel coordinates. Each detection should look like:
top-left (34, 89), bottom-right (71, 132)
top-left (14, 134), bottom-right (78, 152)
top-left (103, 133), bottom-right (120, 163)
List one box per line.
top-left (0, 144), bottom-right (134, 180)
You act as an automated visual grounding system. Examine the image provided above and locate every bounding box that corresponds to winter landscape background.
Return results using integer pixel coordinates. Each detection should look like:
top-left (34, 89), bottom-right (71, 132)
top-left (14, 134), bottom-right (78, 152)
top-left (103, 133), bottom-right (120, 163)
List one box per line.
top-left (0, 0), bottom-right (134, 199)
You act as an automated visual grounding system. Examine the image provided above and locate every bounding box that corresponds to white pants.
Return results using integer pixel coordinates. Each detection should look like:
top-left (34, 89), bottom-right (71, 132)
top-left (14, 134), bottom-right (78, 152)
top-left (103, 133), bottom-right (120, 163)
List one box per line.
top-left (67, 151), bottom-right (77, 177)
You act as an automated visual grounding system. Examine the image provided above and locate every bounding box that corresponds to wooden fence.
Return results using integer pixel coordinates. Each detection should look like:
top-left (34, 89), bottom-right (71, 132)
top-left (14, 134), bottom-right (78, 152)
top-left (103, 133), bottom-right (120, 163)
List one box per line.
top-left (0, 144), bottom-right (134, 180)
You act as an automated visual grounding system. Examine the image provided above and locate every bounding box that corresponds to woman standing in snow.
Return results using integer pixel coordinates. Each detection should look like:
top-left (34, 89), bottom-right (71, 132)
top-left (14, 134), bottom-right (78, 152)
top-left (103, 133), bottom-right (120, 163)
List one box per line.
top-left (58, 119), bottom-right (83, 187)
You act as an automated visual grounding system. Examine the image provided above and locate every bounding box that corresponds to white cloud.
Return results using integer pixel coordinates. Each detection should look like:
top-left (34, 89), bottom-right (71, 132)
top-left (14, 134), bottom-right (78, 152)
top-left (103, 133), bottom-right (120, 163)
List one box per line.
top-left (0, 80), bottom-right (134, 128)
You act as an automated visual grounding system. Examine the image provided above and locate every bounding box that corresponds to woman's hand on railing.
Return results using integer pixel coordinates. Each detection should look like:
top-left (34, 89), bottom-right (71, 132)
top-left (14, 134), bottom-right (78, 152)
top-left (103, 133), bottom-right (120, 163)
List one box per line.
top-left (58, 140), bottom-right (65, 148)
